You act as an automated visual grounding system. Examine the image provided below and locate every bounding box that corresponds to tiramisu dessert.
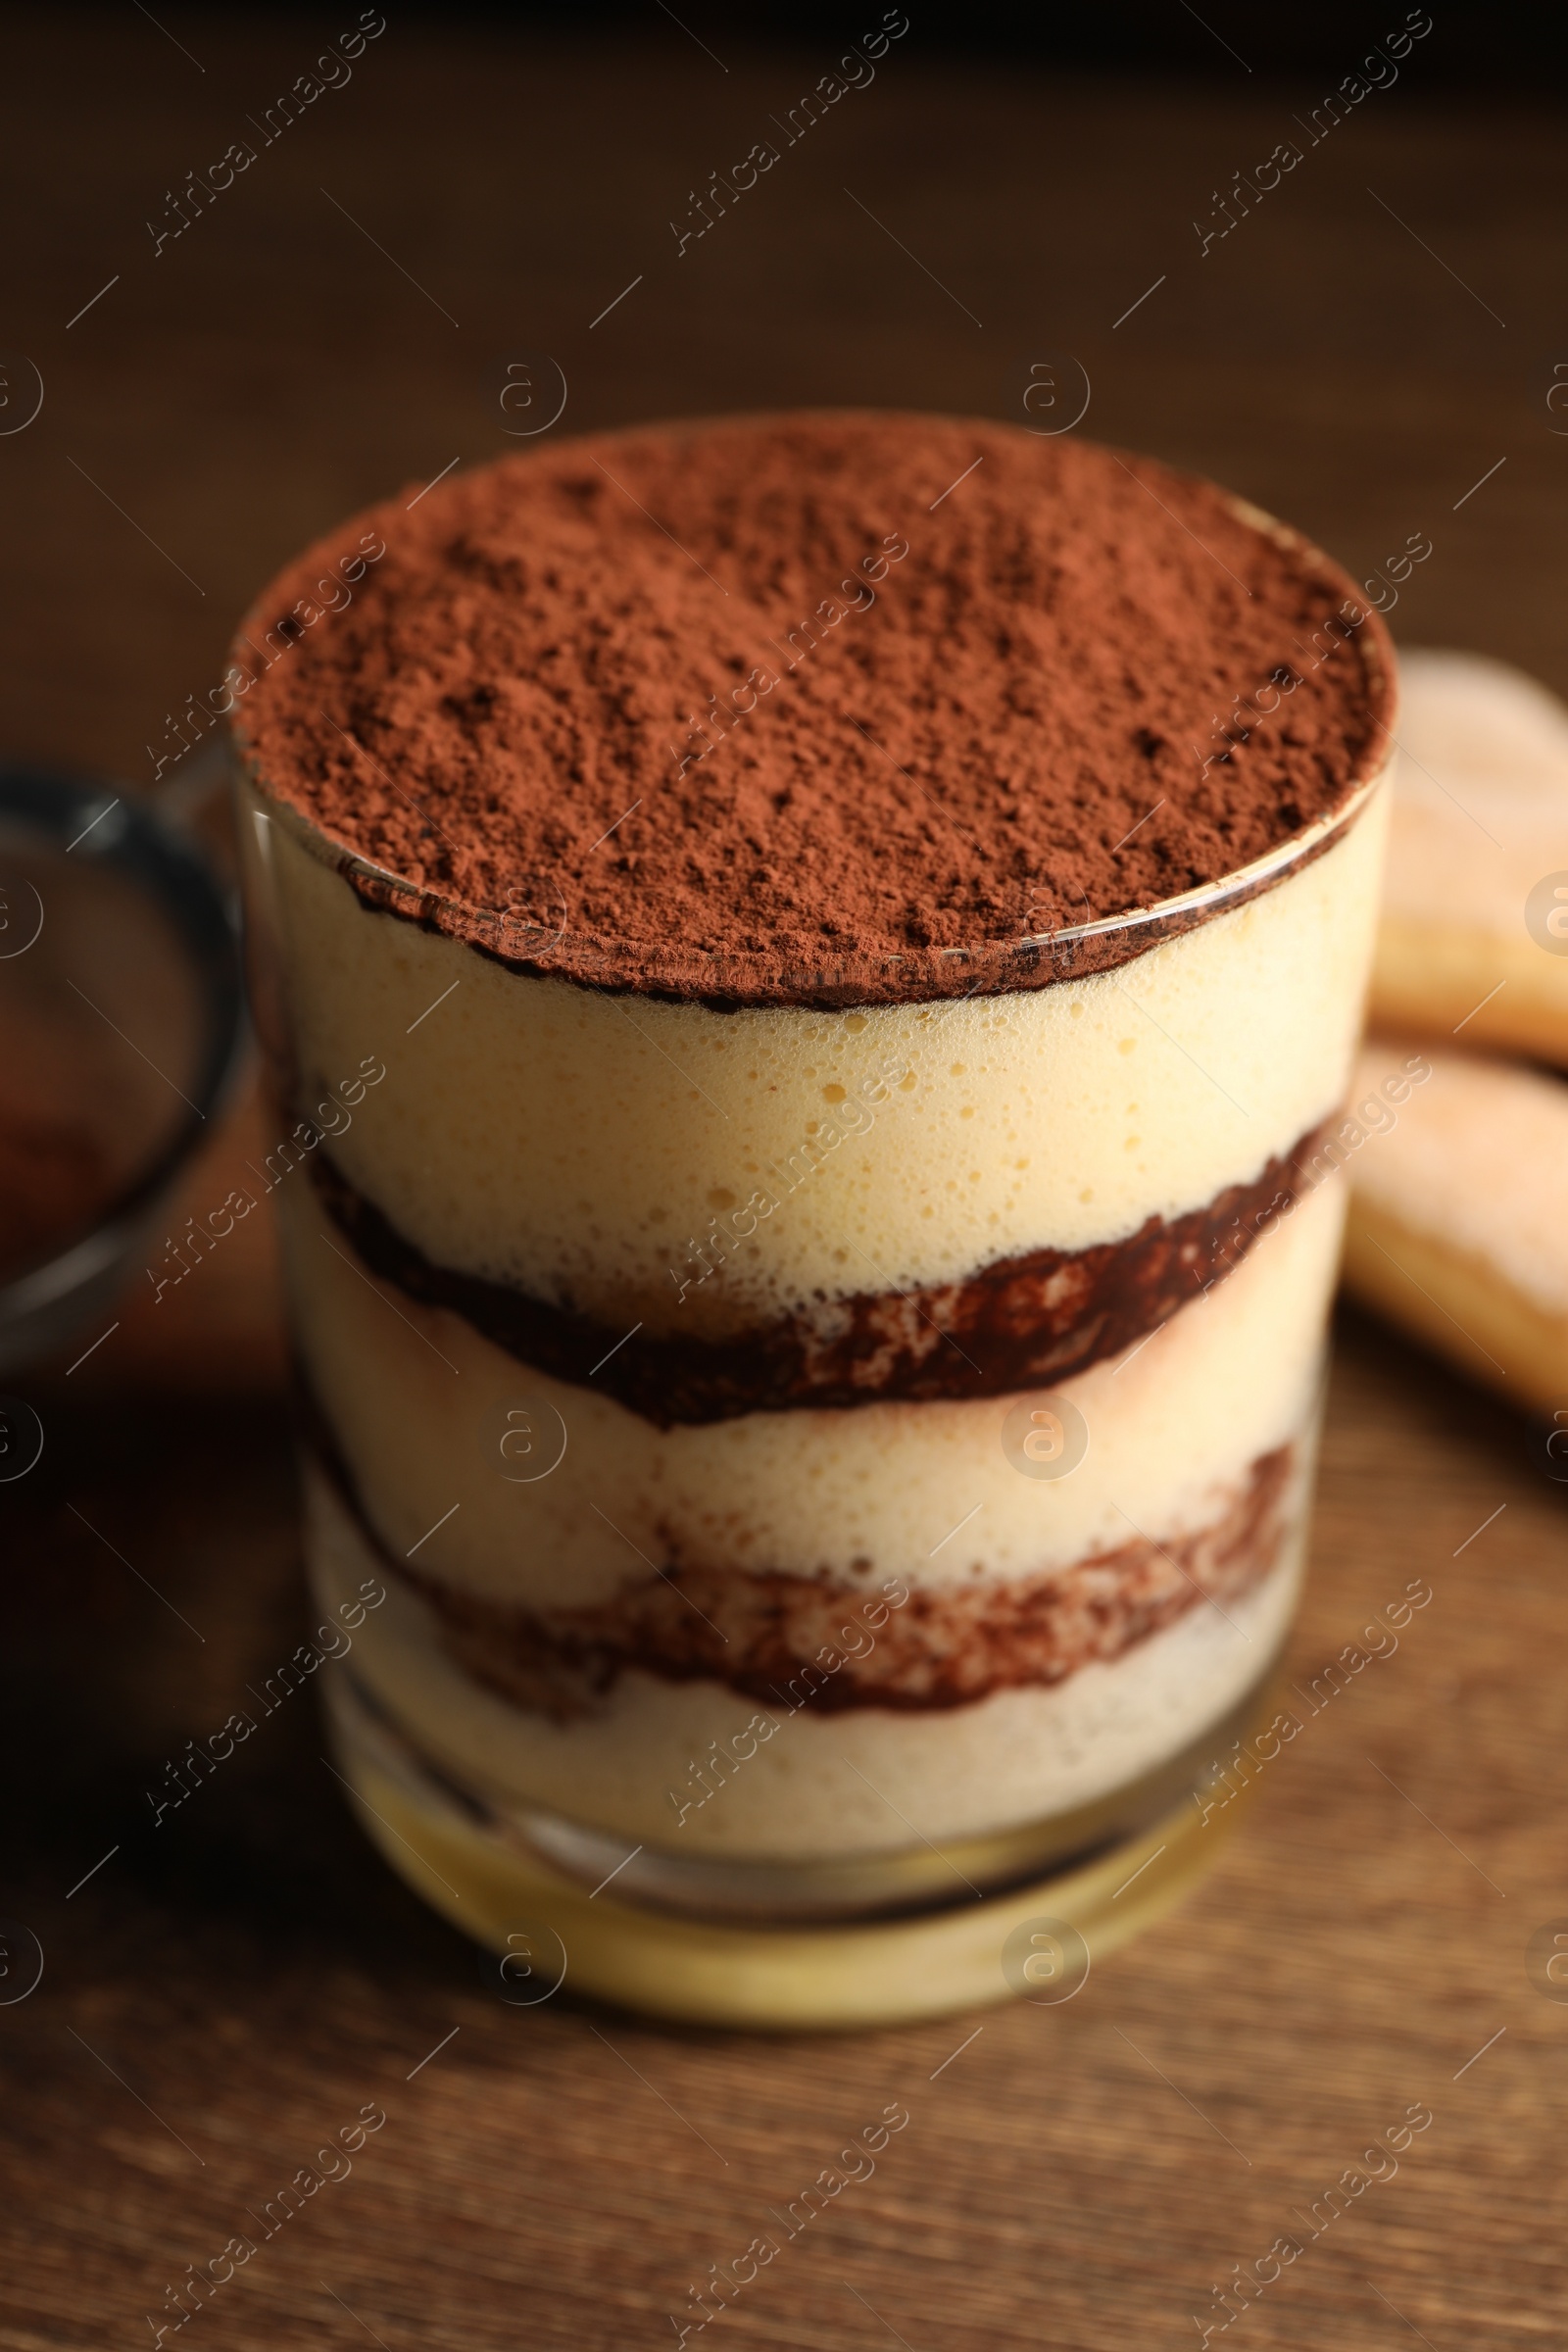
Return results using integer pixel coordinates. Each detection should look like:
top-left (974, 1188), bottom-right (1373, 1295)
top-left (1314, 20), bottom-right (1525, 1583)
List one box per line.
top-left (231, 415), bottom-right (1394, 1992)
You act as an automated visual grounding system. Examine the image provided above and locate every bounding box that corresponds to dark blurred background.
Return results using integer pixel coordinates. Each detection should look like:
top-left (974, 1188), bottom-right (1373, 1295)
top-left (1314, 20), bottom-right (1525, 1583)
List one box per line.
top-left (6, 0), bottom-right (1564, 802)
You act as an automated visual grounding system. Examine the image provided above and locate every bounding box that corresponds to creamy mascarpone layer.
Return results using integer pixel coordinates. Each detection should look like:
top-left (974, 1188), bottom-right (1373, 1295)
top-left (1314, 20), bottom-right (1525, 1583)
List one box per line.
top-left (245, 776), bottom-right (1387, 1337)
top-left (308, 1463), bottom-right (1304, 1855)
top-left (277, 1163), bottom-right (1344, 1605)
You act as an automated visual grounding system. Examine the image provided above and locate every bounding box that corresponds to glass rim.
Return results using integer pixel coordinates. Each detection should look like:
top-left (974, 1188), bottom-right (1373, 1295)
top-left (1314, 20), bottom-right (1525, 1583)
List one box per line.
top-left (232, 736), bottom-right (1393, 1010)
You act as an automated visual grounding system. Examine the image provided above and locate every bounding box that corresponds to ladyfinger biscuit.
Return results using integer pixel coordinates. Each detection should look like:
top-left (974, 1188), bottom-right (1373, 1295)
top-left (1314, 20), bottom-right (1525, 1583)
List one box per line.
top-left (1371, 650), bottom-right (1568, 1065)
top-left (1342, 1039), bottom-right (1568, 1415)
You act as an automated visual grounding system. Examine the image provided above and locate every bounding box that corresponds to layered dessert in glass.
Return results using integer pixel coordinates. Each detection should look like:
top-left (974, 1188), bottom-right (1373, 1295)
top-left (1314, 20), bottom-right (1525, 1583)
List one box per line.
top-left (231, 414), bottom-right (1394, 2018)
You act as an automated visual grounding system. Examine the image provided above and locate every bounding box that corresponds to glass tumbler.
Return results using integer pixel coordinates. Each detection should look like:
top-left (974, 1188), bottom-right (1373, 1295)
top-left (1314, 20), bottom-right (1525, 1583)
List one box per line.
top-left (233, 707), bottom-right (1391, 2028)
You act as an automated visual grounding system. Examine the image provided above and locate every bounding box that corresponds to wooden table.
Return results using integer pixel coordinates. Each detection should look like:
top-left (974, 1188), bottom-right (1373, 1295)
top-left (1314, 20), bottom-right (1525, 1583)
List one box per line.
top-left (3, 18), bottom-right (1566, 2345)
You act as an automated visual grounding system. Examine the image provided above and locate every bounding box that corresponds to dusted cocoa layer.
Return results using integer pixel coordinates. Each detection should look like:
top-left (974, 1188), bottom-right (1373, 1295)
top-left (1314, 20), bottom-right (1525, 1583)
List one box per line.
top-left (330, 816), bottom-right (1356, 1009)
top-left (232, 414), bottom-right (1395, 1009)
top-left (307, 1120), bottom-right (1333, 1427)
top-left (312, 1417), bottom-right (1292, 1719)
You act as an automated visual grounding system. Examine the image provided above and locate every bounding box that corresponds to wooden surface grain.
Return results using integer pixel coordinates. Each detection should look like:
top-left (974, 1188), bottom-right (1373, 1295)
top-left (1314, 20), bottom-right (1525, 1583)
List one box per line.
top-left (2, 15), bottom-right (1566, 2346)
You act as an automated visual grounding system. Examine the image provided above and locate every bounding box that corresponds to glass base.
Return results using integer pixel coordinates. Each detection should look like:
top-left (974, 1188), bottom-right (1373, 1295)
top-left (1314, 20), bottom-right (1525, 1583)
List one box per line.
top-left (324, 1674), bottom-right (1271, 2030)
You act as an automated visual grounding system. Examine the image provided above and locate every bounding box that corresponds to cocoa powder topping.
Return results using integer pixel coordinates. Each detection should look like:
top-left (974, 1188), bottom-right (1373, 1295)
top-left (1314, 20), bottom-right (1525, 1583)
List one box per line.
top-left (232, 412), bottom-right (1393, 1006)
